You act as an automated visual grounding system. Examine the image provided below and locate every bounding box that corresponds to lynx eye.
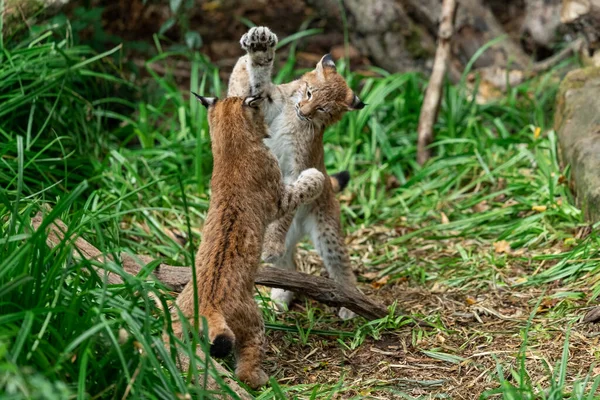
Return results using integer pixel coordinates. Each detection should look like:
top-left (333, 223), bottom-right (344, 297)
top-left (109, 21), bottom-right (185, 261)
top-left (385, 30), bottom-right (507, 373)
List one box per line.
top-left (306, 89), bottom-right (312, 100)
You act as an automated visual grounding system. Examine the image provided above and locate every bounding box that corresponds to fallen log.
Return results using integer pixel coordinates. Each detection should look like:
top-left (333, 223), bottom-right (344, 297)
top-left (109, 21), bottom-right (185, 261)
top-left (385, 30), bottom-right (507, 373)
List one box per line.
top-left (31, 212), bottom-right (389, 320)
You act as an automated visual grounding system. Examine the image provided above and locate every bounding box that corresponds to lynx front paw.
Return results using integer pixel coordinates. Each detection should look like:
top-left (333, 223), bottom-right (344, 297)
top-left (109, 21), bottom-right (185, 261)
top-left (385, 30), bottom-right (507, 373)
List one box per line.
top-left (297, 168), bottom-right (325, 203)
top-left (240, 27), bottom-right (278, 65)
top-left (262, 240), bottom-right (285, 264)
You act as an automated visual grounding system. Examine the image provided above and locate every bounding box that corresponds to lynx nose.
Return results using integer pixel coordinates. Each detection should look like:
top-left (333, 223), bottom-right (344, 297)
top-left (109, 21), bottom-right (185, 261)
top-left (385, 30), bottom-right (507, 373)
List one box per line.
top-left (295, 105), bottom-right (306, 120)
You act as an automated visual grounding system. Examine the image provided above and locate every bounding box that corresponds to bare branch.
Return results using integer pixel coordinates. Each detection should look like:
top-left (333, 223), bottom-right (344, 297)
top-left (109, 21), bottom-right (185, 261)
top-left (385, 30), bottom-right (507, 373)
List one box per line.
top-left (416, 0), bottom-right (458, 165)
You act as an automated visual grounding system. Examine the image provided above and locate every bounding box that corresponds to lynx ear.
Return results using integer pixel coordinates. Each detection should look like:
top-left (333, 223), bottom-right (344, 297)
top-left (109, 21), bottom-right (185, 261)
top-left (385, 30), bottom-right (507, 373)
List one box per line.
top-left (348, 93), bottom-right (366, 110)
top-left (244, 95), bottom-right (265, 109)
top-left (192, 92), bottom-right (218, 108)
top-left (319, 54), bottom-right (337, 70)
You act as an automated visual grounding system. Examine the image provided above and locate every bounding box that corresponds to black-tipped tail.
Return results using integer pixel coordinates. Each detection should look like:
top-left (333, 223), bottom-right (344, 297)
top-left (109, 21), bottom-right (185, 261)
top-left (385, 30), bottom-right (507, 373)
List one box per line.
top-left (331, 170), bottom-right (350, 193)
top-left (210, 334), bottom-right (233, 358)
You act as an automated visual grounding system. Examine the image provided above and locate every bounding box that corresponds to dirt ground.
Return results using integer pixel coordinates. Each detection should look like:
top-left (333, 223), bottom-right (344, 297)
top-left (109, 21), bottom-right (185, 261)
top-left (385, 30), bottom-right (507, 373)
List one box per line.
top-left (260, 228), bottom-right (600, 399)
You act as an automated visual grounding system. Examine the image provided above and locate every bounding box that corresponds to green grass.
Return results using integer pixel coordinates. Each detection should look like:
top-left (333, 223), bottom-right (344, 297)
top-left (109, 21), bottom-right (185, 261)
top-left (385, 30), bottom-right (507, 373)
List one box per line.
top-left (2, 18), bottom-right (600, 400)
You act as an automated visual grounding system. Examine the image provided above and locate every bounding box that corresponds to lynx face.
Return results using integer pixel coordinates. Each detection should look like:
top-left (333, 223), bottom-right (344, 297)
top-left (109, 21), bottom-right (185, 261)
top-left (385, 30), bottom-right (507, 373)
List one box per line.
top-left (295, 55), bottom-right (365, 127)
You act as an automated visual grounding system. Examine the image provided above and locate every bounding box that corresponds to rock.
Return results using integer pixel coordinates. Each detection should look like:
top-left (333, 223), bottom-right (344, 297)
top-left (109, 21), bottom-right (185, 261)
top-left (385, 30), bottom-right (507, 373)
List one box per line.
top-left (555, 67), bottom-right (600, 222)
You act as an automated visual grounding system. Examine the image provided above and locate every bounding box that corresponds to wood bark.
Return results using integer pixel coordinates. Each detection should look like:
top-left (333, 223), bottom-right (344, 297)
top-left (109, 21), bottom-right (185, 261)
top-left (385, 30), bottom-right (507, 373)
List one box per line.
top-left (583, 306), bottom-right (600, 323)
top-left (416, 0), bottom-right (457, 165)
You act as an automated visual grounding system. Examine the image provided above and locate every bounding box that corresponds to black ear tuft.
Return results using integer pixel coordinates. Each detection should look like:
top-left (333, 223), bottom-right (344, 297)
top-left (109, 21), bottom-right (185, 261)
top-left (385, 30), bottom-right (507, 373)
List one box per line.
top-left (350, 94), bottom-right (366, 110)
top-left (244, 95), bottom-right (265, 109)
top-left (192, 92), bottom-right (218, 108)
top-left (320, 54), bottom-right (337, 70)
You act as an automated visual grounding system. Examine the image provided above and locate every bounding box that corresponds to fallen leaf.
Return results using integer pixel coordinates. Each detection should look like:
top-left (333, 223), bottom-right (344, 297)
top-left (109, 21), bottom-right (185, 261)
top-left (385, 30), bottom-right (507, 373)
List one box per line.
top-left (385, 174), bottom-right (400, 190)
top-left (371, 275), bottom-right (390, 289)
top-left (502, 198), bottom-right (519, 208)
top-left (202, 0), bottom-right (221, 11)
top-left (440, 212), bottom-right (450, 224)
top-left (493, 240), bottom-right (511, 254)
top-left (541, 297), bottom-right (558, 308)
top-left (431, 282), bottom-right (447, 293)
top-left (532, 205), bottom-right (547, 212)
top-left (512, 248), bottom-right (527, 256)
top-left (362, 271), bottom-right (379, 280)
top-left (534, 126), bottom-right (541, 139)
top-left (472, 201), bottom-right (490, 213)
top-left (465, 296), bottom-right (477, 305)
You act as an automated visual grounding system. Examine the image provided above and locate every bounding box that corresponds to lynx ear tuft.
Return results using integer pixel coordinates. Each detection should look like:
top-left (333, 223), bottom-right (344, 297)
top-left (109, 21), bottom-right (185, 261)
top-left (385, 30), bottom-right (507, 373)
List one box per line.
top-left (192, 92), bottom-right (218, 108)
top-left (244, 95), bottom-right (265, 108)
top-left (349, 93), bottom-right (366, 110)
top-left (319, 54), bottom-right (337, 70)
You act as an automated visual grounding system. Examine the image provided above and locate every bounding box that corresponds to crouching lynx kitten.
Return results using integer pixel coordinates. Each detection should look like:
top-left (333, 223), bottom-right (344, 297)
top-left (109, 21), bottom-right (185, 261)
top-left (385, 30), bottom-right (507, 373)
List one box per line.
top-left (168, 94), bottom-right (325, 388)
top-left (228, 27), bottom-right (365, 319)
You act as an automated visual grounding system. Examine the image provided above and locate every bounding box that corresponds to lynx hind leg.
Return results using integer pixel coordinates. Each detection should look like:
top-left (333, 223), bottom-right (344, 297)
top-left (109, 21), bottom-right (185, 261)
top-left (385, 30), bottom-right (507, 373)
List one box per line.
top-left (232, 306), bottom-right (269, 389)
top-left (270, 229), bottom-right (303, 312)
top-left (308, 208), bottom-right (358, 320)
top-left (265, 168), bottom-right (324, 263)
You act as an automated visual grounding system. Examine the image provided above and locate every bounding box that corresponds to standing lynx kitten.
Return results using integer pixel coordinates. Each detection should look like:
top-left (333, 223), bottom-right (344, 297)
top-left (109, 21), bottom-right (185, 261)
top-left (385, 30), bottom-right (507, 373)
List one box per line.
top-left (169, 94), bottom-right (324, 388)
top-left (228, 27), bottom-right (365, 319)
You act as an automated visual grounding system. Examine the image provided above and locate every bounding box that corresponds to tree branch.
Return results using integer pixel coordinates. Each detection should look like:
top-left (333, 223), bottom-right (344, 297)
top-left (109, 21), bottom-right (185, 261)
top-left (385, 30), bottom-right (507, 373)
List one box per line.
top-left (416, 0), bottom-right (458, 165)
top-left (30, 213), bottom-right (388, 321)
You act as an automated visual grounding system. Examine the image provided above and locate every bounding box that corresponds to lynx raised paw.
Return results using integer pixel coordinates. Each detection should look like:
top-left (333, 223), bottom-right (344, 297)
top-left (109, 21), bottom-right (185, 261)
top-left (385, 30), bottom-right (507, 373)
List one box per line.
top-left (240, 27), bottom-right (278, 65)
top-left (296, 168), bottom-right (325, 203)
top-left (236, 366), bottom-right (269, 389)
